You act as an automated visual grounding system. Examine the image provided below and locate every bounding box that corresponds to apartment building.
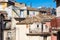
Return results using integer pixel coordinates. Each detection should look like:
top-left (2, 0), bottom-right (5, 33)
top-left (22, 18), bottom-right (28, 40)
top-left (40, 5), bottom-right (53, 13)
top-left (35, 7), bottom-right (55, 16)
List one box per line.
top-left (50, 0), bottom-right (60, 40)
top-left (0, 0), bottom-right (16, 40)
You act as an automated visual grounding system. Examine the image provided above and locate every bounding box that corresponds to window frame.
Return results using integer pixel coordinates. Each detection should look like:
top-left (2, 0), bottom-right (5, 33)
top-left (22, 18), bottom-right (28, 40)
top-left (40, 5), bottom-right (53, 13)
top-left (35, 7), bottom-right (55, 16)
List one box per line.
top-left (20, 10), bottom-right (24, 18)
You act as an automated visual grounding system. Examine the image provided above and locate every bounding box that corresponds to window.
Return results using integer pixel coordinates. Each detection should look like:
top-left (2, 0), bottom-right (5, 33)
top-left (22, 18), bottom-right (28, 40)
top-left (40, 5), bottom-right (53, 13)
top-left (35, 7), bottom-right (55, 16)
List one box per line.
top-left (27, 10), bottom-right (29, 15)
top-left (43, 23), bottom-right (50, 32)
top-left (37, 24), bottom-right (39, 28)
top-left (29, 23), bottom-right (42, 33)
top-left (29, 11), bottom-right (35, 17)
top-left (20, 10), bottom-right (24, 18)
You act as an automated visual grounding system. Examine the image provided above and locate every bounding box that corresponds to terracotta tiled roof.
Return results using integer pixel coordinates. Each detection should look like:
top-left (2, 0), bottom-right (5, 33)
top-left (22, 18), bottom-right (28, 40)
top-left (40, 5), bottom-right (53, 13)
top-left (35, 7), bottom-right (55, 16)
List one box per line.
top-left (39, 8), bottom-right (53, 13)
top-left (37, 14), bottom-right (55, 19)
top-left (17, 15), bottom-right (43, 24)
top-left (17, 14), bottom-right (55, 24)
top-left (39, 7), bottom-right (47, 11)
top-left (27, 7), bottom-right (38, 11)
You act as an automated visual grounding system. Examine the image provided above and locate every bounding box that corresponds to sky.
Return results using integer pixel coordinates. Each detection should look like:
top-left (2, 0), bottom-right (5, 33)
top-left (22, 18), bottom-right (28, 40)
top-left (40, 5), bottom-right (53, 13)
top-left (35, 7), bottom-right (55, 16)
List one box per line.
top-left (15, 0), bottom-right (56, 8)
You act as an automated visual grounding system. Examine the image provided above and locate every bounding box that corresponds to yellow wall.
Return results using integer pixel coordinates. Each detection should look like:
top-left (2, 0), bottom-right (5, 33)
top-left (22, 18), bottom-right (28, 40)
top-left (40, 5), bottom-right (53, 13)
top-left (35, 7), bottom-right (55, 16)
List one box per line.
top-left (15, 2), bottom-right (26, 8)
top-left (0, 3), bottom-right (7, 9)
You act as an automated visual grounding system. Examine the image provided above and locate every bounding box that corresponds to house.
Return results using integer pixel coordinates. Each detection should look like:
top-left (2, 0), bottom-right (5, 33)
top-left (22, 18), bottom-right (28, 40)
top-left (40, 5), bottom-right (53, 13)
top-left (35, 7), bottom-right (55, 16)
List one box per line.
top-left (15, 11), bottom-right (55, 40)
top-left (50, 0), bottom-right (60, 40)
top-left (0, 0), bottom-right (16, 40)
top-left (14, 2), bottom-right (39, 18)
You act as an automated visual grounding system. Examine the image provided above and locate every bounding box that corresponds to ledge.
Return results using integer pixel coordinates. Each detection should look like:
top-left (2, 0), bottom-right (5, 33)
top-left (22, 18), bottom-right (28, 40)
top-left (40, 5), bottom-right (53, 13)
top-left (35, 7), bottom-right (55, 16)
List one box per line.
top-left (16, 22), bottom-right (33, 25)
top-left (27, 32), bottom-right (51, 36)
top-left (14, 17), bottom-right (25, 19)
top-left (3, 28), bottom-right (11, 30)
top-left (3, 19), bottom-right (11, 22)
top-left (52, 28), bottom-right (60, 31)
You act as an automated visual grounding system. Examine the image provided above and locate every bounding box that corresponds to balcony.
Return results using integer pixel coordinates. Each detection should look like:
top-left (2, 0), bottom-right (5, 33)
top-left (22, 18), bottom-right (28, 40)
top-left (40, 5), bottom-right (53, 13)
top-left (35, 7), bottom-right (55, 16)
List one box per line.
top-left (3, 19), bottom-right (11, 22)
top-left (51, 30), bottom-right (57, 35)
top-left (27, 32), bottom-right (51, 36)
top-left (3, 17), bottom-right (11, 30)
top-left (4, 22), bottom-right (11, 30)
top-left (51, 27), bottom-right (60, 35)
top-left (27, 28), bottom-right (51, 36)
top-left (51, 27), bottom-right (60, 31)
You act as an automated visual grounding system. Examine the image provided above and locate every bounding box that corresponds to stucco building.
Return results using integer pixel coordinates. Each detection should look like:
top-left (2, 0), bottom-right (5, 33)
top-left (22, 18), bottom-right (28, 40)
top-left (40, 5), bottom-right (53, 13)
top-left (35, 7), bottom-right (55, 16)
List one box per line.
top-left (51, 0), bottom-right (60, 40)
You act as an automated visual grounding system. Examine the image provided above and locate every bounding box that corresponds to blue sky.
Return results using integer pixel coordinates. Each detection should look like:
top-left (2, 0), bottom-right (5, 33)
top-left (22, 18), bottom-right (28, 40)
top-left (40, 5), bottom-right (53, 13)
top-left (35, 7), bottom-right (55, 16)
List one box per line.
top-left (15, 0), bottom-right (56, 8)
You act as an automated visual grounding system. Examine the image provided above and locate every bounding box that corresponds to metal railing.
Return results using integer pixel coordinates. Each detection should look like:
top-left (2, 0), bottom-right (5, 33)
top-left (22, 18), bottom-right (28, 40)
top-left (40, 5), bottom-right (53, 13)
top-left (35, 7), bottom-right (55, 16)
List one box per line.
top-left (29, 27), bottom-right (50, 34)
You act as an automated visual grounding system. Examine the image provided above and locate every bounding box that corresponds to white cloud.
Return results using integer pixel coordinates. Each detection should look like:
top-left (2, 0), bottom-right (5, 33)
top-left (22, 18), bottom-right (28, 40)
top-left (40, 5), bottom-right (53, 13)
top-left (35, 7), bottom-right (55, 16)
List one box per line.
top-left (38, 6), bottom-right (42, 8)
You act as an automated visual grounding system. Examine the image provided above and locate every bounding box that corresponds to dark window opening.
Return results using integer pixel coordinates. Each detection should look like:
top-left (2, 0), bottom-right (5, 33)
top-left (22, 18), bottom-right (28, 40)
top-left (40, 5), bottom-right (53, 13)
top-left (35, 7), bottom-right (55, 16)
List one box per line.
top-left (37, 24), bottom-right (39, 28)
top-left (27, 10), bottom-right (29, 15)
top-left (40, 11), bottom-right (47, 13)
top-left (42, 23), bottom-right (43, 32)
top-left (20, 10), bottom-right (24, 18)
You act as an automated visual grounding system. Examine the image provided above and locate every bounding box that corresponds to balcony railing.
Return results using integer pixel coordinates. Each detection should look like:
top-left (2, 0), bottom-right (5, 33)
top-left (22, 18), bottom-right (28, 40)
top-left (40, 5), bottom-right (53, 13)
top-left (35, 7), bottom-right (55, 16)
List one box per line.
top-left (51, 27), bottom-right (60, 31)
top-left (27, 28), bottom-right (51, 36)
top-left (51, 27), bottom-right (60, 35)
top-left (27, 32), bottom-right (51, 36)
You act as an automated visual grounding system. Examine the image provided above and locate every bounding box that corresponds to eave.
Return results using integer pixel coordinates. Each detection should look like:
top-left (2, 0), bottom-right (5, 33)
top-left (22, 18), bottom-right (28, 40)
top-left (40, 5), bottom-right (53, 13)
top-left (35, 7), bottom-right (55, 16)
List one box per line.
top-left (27, 32), bottom-right (51, 36)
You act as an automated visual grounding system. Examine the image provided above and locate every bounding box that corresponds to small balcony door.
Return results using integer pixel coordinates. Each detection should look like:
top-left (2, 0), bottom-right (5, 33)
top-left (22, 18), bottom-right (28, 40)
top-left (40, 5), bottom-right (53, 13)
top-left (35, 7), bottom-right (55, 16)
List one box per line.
top-left (20, 10), bottom-right (24, 18)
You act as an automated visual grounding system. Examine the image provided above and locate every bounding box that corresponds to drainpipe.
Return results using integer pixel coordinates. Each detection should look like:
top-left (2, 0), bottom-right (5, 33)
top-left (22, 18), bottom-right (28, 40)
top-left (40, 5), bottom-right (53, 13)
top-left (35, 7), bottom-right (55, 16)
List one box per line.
top-left (0, 14), bottom-right (4, 40)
